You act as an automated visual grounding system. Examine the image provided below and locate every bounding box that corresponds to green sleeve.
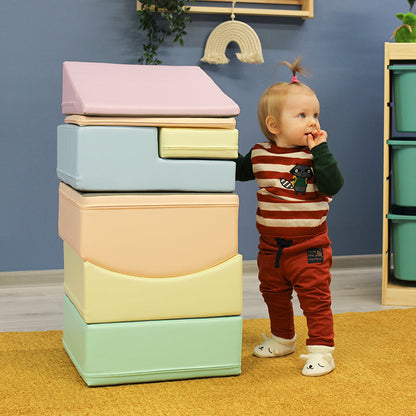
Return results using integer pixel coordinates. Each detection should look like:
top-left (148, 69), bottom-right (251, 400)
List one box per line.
top-left (311, 142), bottom-right (344, 196)
top-left (235, 149), bottom-right (255, 182)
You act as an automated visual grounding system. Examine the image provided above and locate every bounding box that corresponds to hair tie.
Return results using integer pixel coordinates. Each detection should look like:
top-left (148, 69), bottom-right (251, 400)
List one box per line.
top-left (291, 75), bottom-right (299, 83)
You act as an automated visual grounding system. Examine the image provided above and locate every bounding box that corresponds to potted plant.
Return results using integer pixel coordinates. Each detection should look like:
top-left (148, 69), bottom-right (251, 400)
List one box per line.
top-left (392, 0), bottom-right (416, 42)
top-left (137, 0), bottom-right (194, 64)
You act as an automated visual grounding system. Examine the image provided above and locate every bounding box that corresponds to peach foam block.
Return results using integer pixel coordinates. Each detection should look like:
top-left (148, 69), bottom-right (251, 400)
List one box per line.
top-left (58, 182), bottom-right (239, 278)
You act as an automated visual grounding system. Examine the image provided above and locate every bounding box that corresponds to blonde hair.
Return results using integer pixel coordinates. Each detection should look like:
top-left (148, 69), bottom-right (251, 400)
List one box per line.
top-left (258, 57), bottom-right (315, 141)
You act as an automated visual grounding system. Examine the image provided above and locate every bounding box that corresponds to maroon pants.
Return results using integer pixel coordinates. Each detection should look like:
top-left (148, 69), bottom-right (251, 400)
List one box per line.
top-left (257, 232), bottom-right (334, 347)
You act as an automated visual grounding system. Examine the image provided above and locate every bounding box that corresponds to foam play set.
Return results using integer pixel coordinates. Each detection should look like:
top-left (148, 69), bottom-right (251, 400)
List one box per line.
top-left (57, 61), bottom-right (243, 386)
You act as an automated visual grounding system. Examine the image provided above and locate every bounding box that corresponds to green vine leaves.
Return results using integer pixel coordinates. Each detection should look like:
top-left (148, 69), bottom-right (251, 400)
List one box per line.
top-left (137, 0), bottom-right (194, 65)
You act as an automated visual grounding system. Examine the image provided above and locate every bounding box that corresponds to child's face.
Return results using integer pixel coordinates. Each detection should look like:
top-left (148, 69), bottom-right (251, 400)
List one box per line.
top-left (269, 91), bottom-right (321, 148)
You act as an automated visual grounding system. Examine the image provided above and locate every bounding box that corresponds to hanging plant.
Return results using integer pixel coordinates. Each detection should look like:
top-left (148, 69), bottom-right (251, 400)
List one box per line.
top-left (137, 0), bottom-right (194, 65)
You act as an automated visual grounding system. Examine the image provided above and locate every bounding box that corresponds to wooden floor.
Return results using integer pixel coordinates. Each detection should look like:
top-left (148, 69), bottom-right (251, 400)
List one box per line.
top-left (0, 255), bottom-right (410, 333)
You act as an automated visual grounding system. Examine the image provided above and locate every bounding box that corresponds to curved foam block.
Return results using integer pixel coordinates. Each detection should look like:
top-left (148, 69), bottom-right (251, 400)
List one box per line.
top-left (159, 128), bottom-right (238, 159)
top-left (57, 124), bottom-right (236, 192)
top-left (64, 243), bottom-right (242, 323)
top-left (62, 62), bottom-right (240, 117)
top-left (63, 296), bottom-right (242, 386)
top-left (58, 182), bottom-right (239, 277)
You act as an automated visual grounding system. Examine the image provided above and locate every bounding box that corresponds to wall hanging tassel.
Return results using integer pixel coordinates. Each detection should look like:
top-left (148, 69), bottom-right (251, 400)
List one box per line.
top-left (201, 0), bottom-right (264, 64)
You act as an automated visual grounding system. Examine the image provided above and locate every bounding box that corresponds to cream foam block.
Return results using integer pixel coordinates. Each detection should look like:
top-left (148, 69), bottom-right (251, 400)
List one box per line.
top-left (64, 243), bottom-right (243, 324)
top-left (63, 296), bottom-right (242, 386)
top-left (58, 182), bottom-right (239, 278)
top-left (64, 115), bottom-right (237, 129)
top-left (159, 128), bottom-right (238, 159)
top-left (61, 62), bottom-right (240, 117)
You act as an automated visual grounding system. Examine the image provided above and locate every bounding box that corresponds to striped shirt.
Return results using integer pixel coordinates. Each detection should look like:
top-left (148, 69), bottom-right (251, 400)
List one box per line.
top-left (251, 141), bottom-right (332, 238)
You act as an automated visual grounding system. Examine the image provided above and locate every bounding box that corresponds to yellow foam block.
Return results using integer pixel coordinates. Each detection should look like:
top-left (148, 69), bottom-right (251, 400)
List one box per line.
top-left (64, 243), bottom-right (242, 323)
top-left (58, 183), bottom-right (239, 277)
top-left (159, 128), bottom-right (238, 159)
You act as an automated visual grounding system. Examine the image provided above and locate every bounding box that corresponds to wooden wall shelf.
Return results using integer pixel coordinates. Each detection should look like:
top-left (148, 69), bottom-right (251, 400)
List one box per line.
top-left (136, 0), bottom-right (313, 19)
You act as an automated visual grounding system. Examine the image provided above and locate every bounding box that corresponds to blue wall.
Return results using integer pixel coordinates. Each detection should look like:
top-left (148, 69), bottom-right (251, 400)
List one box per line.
top-left (0, 0), bottom-right (402, 271)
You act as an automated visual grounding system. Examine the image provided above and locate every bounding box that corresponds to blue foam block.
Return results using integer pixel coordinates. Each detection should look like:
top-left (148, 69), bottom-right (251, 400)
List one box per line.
top-left (57, 124), bottom-right (236, 192)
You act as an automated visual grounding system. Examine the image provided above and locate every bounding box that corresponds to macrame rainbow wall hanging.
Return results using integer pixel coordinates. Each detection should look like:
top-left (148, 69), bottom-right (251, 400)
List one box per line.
top-left (201, 1), bottom-right (264, 64)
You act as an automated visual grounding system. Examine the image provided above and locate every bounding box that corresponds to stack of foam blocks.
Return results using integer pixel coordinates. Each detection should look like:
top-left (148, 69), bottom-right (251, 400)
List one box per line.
top-left (57, 62), bottom-right (243, 386)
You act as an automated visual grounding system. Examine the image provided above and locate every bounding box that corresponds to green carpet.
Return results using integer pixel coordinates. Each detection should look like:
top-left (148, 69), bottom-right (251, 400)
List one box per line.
top-left (1, 308), bottom-right (416, 416)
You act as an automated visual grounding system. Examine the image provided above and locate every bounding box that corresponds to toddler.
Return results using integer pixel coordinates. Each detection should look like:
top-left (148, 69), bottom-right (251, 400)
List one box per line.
top-left (236, 58), bottom-right (344, 376)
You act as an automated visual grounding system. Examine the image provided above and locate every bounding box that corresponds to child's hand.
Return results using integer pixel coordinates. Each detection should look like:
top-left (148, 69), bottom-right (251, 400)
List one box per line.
top-left (307, 129), bottom-right (328, 150)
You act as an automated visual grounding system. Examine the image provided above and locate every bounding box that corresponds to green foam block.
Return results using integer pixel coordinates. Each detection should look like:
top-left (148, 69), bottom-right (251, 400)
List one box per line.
top-left (63, 296), bottom-right (242, 386)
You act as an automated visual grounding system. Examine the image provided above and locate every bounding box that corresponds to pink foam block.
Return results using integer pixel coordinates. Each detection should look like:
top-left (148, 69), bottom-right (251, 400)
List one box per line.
top-left (62, 61), bottom-right (240, 117)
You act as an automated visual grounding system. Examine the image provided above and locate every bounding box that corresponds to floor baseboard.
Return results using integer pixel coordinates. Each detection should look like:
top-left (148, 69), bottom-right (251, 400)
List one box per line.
top-left (0, 269), bottom-right (64, 287)
top-left (332, 254), bottom-right (382, 269)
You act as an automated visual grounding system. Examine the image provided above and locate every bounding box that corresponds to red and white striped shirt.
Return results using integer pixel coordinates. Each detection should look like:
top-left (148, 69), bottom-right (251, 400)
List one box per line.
top-left (251, 141), bottom-right (331, 238)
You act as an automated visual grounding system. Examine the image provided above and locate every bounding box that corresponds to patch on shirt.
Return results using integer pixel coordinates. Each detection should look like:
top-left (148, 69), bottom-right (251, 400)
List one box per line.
top-left (307, 248), bottom-right (324, 264)
top-left (280, 164), bottom-right (314, 196)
